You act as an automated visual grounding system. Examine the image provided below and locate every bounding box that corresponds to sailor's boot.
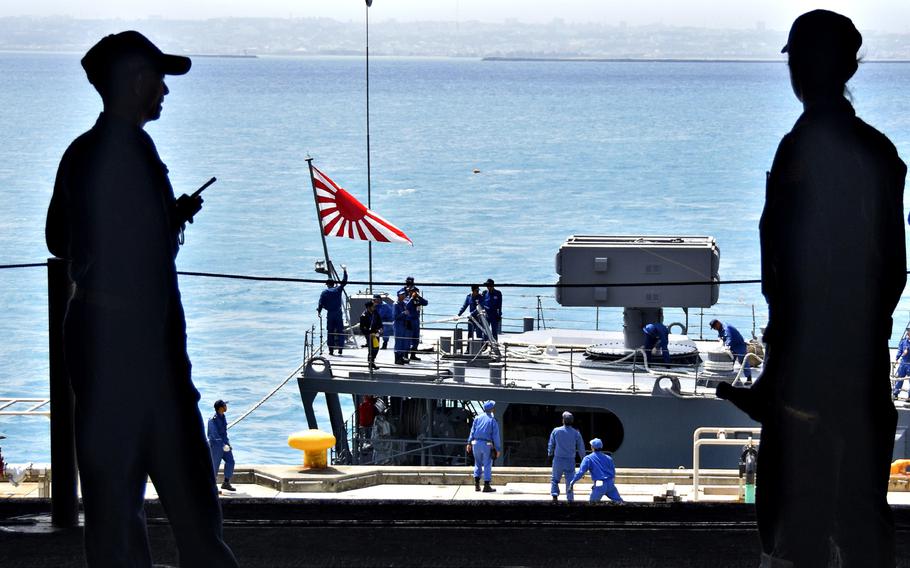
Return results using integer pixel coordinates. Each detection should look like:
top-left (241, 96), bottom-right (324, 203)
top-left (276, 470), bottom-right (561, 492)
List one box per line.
top-left (474, 477), bottom-right (481, 492)
top-left (482, 481), bottom-right (496, 493)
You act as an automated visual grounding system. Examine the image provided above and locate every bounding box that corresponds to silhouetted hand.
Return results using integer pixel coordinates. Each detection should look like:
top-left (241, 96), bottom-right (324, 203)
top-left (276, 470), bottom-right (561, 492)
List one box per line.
top-left (546, 455), bottom-right (553, 466)
top-left (465, 444), bottom-right (472, 454)
top-left (175, 194), bottom-right (203, 224)
top-left (716, 381), bottom-right (765, 423)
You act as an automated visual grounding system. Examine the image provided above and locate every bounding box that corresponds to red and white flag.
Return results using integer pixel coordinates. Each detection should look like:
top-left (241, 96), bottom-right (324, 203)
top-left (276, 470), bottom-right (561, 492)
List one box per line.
top-left (311, 165), bottom-right (413, 245)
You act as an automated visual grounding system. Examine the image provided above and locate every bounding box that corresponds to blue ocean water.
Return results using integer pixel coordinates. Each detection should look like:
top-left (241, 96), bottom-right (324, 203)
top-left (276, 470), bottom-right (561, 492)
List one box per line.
top-left (2, 53), bottom-right (910, 464)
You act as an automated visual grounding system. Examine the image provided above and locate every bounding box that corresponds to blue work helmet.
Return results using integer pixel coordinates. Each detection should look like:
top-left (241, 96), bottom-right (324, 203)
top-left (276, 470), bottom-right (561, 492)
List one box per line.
top-left (562, 411), bottom-right (573, 425)
top-left (482, 400), bottom-right (496, 412)
top-left (590, 438), bottom-right (603, 450)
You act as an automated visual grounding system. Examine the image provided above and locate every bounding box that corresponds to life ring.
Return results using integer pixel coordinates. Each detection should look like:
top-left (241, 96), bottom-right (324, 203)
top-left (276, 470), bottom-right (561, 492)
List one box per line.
top-left (667, 322), bottom-right (687, 335)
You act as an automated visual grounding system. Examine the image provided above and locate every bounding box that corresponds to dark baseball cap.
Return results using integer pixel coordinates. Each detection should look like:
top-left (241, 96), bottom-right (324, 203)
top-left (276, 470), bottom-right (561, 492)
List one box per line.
top-left (81, 31), bottom-right (191, 87)
top-left (781, 10), bottom-right (861, 58)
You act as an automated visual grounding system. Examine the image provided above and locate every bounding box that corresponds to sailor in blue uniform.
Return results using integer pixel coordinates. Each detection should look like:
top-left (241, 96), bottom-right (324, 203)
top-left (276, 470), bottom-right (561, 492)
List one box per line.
top-left (207, 400), bottom-right (235, 492)
top-left (893, 328), bottom-right (910, 399)
top-left (481, 278), bottom-right (503, 341)
top-left (457, 284), bottom-right (483, 339)
top-left (710, 319), bottom-right (751, 383)
top-left (570, 438), bottom-right (623, 503)
top-left (317, 267), bottom-right (348, 356)
top-left (642, 321), bottom-right (671, 364)
top-left (405, 287), bottom-right (428, 361)
top-left (466, 400), bottom-right (501, 492)
top-left (547, 411), bottom-right (586, 502)
top-left (373, 294), bottom-right (394, 349)
top-left (393, 290), bottom-right (412, 365)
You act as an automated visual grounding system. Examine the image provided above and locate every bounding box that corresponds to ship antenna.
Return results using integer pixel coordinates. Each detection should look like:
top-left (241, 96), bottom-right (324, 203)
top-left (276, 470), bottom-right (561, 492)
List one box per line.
top-left (365, 0), bottom-right (373, 294)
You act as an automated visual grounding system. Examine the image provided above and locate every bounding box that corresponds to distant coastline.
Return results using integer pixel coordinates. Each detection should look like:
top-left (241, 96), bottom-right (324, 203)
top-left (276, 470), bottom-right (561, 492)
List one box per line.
top-left (191, 53), bottom-right (258, 59)
top-left (482, 56), bottom-right (910, 64)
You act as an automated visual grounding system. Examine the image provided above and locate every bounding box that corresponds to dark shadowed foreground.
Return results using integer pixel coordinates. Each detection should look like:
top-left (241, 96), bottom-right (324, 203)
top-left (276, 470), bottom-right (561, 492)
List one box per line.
top-left (2, 499), bottom-right (910, 567)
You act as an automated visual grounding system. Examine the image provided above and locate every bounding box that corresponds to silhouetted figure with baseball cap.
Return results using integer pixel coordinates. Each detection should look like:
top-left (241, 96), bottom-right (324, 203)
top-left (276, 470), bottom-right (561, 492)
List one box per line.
top-left (46, 31), bottom-right (237, 566)
top-left (718, 10), bottom-right (906, 565)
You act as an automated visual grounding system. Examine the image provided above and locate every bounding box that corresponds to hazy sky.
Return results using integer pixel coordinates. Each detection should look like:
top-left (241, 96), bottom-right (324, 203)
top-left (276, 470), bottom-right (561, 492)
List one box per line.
top-left (4, 1), bottom-right (910, 33)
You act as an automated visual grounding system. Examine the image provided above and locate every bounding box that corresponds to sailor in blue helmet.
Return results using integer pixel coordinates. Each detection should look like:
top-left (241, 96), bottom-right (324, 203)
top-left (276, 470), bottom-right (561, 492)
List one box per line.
top-left (392, 290), bottom-right (412, 365)
top-left (642, 319), bottom-right (671, 364)
top-left (457, 284), bottom-right (484, 340)
top-left (547, 411), bottom-right (586, 502)
top-left (570, 438), bottom-right (623, 503)
top-left (893, 328), bottom-right (910, 400)
top-left (466, 400), bottom-right (501, 492)
top-left (207, 400), bottom-right (235, 492)
top-left (481, 278), bottom-right (503, 341)
top-left (373, 294), bottom-right (394, 349)
top-left (317, 266), bottom-right (348, 356)
top-left (710, 319), bottom-right (751, 384)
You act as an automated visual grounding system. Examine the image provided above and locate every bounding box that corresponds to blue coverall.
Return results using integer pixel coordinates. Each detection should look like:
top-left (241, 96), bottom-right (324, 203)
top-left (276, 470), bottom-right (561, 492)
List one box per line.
top-left (571, 451), bottom-right (623, 503)
top-left (207, 412), bottom-right (235, 481)
top-left (406, 294), bottom-right (428, 353)
top-left (643, 322), bottom-right (671, 363)
top-left (548, 425), bottom-right (586, 501)
top-left (393, 299), bottom-right (411, 359)
top-left (468, 412), bottom-right (501, 482)
top-left (717, 323), bottom-right (750, 380)
top-left (376, 302), bottom-right (394, 346)
top-left (458, 292), bottom-right (483, 339)
top-left (318, 271), bottom-right (348, 352)
top-left (893, 336), bottom-right (910, 397)
top-left (481, 289), bottom-right (503, 340)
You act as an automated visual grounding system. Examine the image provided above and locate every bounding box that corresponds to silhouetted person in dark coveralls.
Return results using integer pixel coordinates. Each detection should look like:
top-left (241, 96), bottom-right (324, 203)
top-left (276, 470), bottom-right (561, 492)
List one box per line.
top-left (718, 10), bottom-right (906, 566)
top-left (45, 31), bottom-right (238, 567)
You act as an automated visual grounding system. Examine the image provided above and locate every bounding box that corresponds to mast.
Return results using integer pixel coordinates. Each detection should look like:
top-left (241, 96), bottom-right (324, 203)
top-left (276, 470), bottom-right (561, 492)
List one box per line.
top-left (306, 157), bottom-right (335, 280)
top-left (366, 0), bottom-right (373, 294)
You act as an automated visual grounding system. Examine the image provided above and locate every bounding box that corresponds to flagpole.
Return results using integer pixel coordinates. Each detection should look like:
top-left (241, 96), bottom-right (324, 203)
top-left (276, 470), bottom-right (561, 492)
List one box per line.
top-left (366, 0), bottom-right (373, 295)
top-left (306, 157), bottom-right (335, 280)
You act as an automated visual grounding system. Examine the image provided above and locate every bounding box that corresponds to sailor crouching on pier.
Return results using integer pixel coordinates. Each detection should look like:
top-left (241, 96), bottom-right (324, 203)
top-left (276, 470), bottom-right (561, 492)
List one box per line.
top-left (570, 438), bottom-right (623, 503)
top-left (548, 411), bottom-right (586, 502)
top-left (467, 400), bottom-right (501, 492)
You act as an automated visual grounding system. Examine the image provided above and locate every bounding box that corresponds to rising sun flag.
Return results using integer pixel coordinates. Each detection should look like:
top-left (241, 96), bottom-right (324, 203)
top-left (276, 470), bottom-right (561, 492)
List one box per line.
top-left (309, 164), bottom-right (413, 245)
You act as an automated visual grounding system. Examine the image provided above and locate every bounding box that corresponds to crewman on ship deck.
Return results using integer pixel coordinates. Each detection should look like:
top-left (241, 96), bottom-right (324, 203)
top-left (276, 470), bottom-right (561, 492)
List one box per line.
top-left (643, 320), bottom-right (671, 364)
top-left (457, 284), bottom-right (483, 340)
top-left (547, 411), bottom-right (586, 502)
top-left (570, 438), bottom-right (623, 503)
top-left (481, 278), bottom-right (503, 341)
top-left (373, 294), bottom-right (394, 349)
top-left (710, 319), bottom-right (751, 383)
top-left (466, 400), bottom-right (501, 493)
top-left (393, 290), bottom-right (411, 365)
top-left (317, 267), bottom-right (348, 356)
top-left (404, 286), bottom-right (428, 361)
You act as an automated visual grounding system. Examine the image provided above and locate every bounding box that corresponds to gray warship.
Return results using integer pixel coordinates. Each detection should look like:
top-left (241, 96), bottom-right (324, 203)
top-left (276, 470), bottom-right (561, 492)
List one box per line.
top-left (297, 235), bottom-right (910, 470)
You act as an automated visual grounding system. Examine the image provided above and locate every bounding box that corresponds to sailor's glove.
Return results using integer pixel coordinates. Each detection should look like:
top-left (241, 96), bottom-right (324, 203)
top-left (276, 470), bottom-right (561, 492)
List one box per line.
top-left (223, 444), bottom-right (231, 452)
top-left (175, 194), bottom-right (204, 224)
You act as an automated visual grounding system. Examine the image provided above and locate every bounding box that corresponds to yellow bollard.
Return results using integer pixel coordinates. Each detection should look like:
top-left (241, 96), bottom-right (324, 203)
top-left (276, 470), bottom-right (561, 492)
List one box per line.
top-left (288, 430), bottom-right (336, 469)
